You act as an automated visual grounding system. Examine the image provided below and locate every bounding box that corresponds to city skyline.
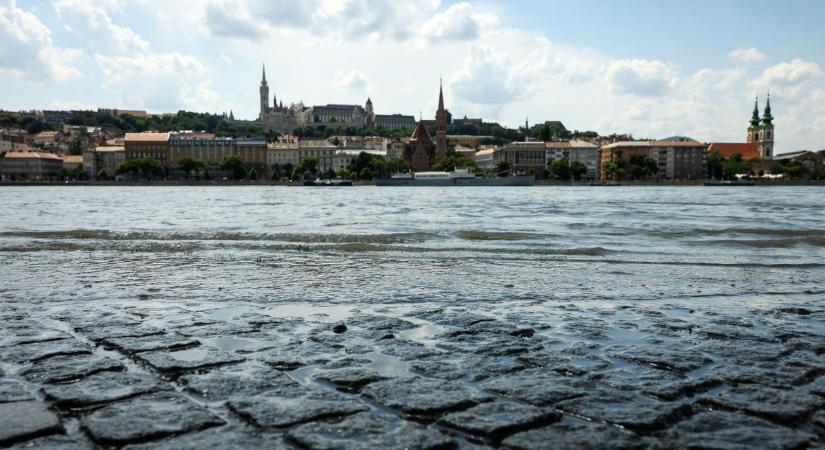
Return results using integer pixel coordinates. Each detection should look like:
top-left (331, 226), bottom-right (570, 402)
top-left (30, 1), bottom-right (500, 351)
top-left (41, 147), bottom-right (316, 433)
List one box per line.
top-left (2, 0), bottom-right (825, 153)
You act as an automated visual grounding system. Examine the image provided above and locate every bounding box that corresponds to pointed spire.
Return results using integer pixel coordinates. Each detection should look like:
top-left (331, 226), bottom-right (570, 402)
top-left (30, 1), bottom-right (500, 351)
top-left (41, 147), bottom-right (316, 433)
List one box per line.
top-left (750, 96), bottom-right (760, 127)
top-left (762, 92), bottom-right (773, 125)
top-left (438, 78), bottom-right (444, 111)
top-left (262, 63), bottom-right (267, 83)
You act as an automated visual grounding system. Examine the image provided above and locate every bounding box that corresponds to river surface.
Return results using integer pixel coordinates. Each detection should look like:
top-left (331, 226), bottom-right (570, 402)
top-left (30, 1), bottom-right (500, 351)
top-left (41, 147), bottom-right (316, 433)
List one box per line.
top-left (1, 186), bottom-right (823, 306)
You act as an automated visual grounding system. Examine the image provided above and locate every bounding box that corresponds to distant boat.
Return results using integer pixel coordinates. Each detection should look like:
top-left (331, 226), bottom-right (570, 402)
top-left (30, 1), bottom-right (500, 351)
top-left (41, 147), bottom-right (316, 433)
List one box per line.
top-left (302, 178), bottom-right (353, 187)
top-left (375, 168), bottom-right (534, 186)
top-left (704, 180), bottom-right (755, 186)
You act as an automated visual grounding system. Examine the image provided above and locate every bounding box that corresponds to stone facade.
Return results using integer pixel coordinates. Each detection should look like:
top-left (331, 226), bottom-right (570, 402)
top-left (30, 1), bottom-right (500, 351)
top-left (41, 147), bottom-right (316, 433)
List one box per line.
top-left (0, 151), bottom-right (63, 180)
top-left (546, 140), bottom-right (601, 180)
top-left (600, 140), bottom-right (707, 181)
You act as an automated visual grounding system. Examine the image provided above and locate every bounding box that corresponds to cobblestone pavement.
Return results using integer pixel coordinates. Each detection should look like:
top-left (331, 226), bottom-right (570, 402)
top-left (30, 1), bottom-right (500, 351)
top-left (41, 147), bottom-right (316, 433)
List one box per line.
top-left (1, 296), bottom-right (823, 449)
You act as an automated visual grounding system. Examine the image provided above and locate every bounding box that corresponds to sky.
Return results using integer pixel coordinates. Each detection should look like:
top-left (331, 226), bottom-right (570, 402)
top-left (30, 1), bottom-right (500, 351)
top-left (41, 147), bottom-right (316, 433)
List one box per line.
top-left (1, 0), bottom-right (824, 153)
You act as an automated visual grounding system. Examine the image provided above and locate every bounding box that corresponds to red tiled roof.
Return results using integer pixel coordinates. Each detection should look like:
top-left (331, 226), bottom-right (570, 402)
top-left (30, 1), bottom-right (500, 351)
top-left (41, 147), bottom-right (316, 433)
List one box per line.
top-left (708, 143), bottom-right (760, 160)
top-left (3, 151), bottom-right (62, 160)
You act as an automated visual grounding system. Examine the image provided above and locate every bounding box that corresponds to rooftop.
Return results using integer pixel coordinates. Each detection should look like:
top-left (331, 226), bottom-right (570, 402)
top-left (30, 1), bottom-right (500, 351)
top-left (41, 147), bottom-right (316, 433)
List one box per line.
top-left (707, 142), bottom-right (760, 160)
top-left (3, 151), bottom-right (62, 160)
top-left (602, 140), bottom-right (706, 150)
top-left (124, 132), bottom-right (171, 143)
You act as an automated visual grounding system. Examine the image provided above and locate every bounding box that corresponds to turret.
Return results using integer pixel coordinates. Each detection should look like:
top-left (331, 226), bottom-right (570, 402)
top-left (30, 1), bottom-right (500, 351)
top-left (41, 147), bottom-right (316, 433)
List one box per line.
top-left (750, 96), bottom-right (760, 127)
top-left (762, 94), bottom-right (773, 126)
top-left (434, 79), bottom-right (448, 164)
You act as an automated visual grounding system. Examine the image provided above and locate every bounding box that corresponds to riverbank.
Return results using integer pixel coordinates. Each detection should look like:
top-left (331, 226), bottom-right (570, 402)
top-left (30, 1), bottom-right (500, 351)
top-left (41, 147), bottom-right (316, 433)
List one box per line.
top-left (2, 179), bottom-right (825, 187)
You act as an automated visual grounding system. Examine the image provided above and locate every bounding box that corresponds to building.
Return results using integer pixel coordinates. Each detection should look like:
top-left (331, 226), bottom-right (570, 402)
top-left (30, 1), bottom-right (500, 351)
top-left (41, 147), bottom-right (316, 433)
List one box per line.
top-left (600, 140), bottom-right (707, 180)
top-left (83, 146), bottom-right (126, 177)
top-left (707, 142), bottom-right (761, 160)
top-left (267, 142), bottom-right (300, 169)
top-left (61, 155), bottom-right (83, 171)
top-left (453, 116), bottom-right (482, 127)
top-left (402, 83), bottom-right (449, 171)
top-left (333, 148), bottom-right (386, 170)
top-left (495, 142), bottom-right (547, 176)
top-left (546, 140), bottom-right (601, 180)
top-left (32, 131), bottom-right (62, 147)
top-left (0, 151), bottom-right (63, 180)
top-left (747, 95), bottom-right (775, 160)
top-left (168, 137), bottom-right (267, 172)
top-left (299, 140), bottom-right (338, 172)
top-left (374, 114), bottom-right (416, 130)
top-left (475, 147), bottom-right (496, 171)
top-left (124, 132), bottom-right (170, 165)
top-left (773, 150), bottom-right (824, 173)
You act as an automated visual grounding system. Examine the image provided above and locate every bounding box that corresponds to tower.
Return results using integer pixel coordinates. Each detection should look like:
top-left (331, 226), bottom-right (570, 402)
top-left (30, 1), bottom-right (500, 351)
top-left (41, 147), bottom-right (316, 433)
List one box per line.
top-left (747, 96), bottom-right (760, 144)
top-left (365, 98), bottom-right (375, 128)
top-left (759, 94), bottom-right (774, 160)
top-left (434, 80), bottom-right (448, 164)
top-left (259, 64), bottom-right (269, 120)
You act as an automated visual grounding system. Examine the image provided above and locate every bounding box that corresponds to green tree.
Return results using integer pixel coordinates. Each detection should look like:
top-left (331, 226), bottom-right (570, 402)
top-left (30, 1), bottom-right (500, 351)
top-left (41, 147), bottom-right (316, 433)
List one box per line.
top-left (784, 161), bottom-right (805, 179)
top-left (176, 156), bottom-right (207, 179)
top-left (495, 160), bottom-right (512, 177)
top-left (219, 154), bottom-right (246, 180)
top-left (271, 166), bottom-right (280, 181)
top-left (68, 136), bottom-right (84, 155)
top-left (569, 161), bottom-right (587, 180)
top-left (97, 168), bottom-right (109, 180)
top-left (549, 159), bottom-right (570, 180)
top-left (248, 167), bottom-right (258, 180)
top-left (359, 167), bottom-right (373, 180)
top-left (115, 157), bottom-right (163, 180)
top-left (603, 161), bottom-right (625, 181)
top-left (629, 155), bottom-right (658, 180)
top-left (706, 150), bottom-right (723, 180)
top-left (324, 167), bottom-right (336, 180)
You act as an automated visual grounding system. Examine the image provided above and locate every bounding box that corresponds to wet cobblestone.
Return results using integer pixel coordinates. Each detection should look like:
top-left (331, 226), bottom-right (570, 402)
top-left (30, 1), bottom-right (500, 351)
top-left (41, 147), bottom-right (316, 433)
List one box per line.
top-left (0, 298), bottom-right (823, 449)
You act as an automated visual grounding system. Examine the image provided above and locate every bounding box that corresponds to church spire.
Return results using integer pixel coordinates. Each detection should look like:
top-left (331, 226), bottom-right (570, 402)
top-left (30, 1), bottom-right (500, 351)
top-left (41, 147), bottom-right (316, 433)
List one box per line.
top-left (750, 96), bottom-right (760, 127)
top-left (262, 63), bottom-right (267, 84)
top-left (762, 93), bottom-right (773, 125)
top-left (438, 78), bottom-right (444, 112)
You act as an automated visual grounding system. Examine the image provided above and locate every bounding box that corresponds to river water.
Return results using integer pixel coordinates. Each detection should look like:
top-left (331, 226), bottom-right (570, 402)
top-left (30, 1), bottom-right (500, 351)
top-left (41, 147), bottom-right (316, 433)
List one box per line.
top-left (1, 186), bottom-right (824, 306)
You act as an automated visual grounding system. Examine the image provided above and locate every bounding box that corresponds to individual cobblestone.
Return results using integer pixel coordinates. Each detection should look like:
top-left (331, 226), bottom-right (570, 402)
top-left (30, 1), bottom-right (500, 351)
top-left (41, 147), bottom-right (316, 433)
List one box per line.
top-left (121, 425), bottom-right (290, 450)
top-left (101, 334), bottom-right (201, 354)
top-left (502, 419), bottom-right (649, 450)
top-left (81, 392), bottom-right (225, 445)
top-left (0, 379), bottom-right (35, 402)
top-left (0, 340), bottom-right (91, 364)
top-left (21, 355), bottom-right (125, 384)
top-left (134, 346), bottom-right (244, 375)
top-left (0, 401), bottom-right (63, 445)
top-left (363, 376), bottom-right (492, 416)
top-left (661, 411), bottom-right (814, 450)
top-left (228, 389), bottom-right (369, 428)
top-left (438, 400), bottom-right (560, 441)
top-left (42, 371), bottom-right (167, 408)
top-left (287, 412), bottom-right (457, 450)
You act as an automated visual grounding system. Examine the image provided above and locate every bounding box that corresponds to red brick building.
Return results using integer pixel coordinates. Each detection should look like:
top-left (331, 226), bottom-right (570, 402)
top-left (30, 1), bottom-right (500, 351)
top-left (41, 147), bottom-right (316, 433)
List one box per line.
top-left (402, 83), bottom-right (449, 171)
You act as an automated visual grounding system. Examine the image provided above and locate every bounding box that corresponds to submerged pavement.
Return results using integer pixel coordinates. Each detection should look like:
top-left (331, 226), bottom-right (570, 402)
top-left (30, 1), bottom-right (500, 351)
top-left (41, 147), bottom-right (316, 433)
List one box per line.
top-left (0, 296), bottom-right (823, 450)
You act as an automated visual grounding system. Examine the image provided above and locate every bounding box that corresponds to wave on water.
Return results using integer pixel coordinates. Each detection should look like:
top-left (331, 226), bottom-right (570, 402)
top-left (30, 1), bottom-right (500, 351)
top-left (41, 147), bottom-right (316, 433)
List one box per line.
top-left (649, 227), bottom-right (825, 239)
top-left (687, 236), bottom-right (825, 248)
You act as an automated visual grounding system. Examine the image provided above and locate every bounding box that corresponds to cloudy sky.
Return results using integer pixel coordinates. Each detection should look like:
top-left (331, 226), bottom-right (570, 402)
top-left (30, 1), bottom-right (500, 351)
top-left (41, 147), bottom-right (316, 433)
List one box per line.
top-left (2, 0), bottom-right (824, 152)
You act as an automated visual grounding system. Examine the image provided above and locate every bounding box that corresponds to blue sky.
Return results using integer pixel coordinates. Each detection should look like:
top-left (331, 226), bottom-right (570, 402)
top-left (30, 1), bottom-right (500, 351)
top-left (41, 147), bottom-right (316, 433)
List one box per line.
top-left (2, 0), bottom-right (824, 152)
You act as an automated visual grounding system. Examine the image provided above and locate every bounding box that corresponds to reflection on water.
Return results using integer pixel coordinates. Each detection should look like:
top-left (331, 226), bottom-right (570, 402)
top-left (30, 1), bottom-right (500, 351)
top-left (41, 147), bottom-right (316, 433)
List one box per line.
top-left (1, 186), bottom-right (824, 306)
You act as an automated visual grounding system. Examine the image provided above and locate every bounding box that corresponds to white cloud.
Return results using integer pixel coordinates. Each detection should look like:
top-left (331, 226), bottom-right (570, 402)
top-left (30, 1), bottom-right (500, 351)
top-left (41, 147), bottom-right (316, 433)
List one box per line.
top-left (203, 0), bottom-right (266, 40)
top-left (95, 52), bottom-right (212, 112)
top-left (728, 47), bottom-right (766, 64)
top-left (335, 70), bottom-right (369, 94)
top-left (0, 0), bottom-right (82, 81)
top-left (421, 2), bottom-right (497, 43)
top-left (54, 0), bottom-right (150, 54)
top-left (607, 59), bottom-right (679, 97)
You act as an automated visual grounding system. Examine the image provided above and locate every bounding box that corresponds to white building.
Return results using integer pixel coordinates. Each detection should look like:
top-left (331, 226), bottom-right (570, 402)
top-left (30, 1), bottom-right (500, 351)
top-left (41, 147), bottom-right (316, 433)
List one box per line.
top-left (546, 140), bottom-right (601, 180)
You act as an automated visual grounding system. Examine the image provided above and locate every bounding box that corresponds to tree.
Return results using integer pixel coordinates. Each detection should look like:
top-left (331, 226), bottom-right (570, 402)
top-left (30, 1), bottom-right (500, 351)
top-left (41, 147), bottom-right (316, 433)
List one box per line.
top-left (432, 149), bottom-right (479, 172)
top-left (271, 166), bottom-right (280, 181)
top-left (707, 150), bottom-right (723, 180)
top-left (248, 167), bottom-right (258, 180)
top-left (176, 156), bottom-right (207, 179)
top-left (97, 168), bottom-right (109, 180)
top-left (386, 157), bottom-right (411, 175)
top-left (68, 136), bottom-right (84, 155)
top-left (359, 167), bottom-right (373, 180)
top-left (324, 167), bottom-right (336, 180)
top-left (115, 157), bottom-right (163, 180)
top-left (219, 154), bottom-right (246, 180)
top-left (629, 155), bottom-right (658, 180)
top-left (569, 161), bottom-right (587, 180)
top-left (784, 161), bottom-right (805, 179)
top-left (549, 159), bottom-right (570, 180)
top-left (495, 160), bottom-right (512, 177)
top-left (603, 161), bottom-right (625, 181)
top-left (281, 162), bottom-right (294, 179)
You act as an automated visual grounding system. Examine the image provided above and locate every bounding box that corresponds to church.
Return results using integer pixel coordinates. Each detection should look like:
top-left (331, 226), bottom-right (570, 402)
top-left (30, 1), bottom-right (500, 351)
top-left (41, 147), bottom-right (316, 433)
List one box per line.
top-left (401, 82), bottom-right (449, 171)
top-left (707, 94), bottom-right (775, 162)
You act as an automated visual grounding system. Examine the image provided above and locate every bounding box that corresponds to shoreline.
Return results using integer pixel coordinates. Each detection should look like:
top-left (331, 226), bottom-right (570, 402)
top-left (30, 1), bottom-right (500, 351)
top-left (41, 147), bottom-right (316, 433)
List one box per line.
top-left (2, 180), bottom-right (825, 187)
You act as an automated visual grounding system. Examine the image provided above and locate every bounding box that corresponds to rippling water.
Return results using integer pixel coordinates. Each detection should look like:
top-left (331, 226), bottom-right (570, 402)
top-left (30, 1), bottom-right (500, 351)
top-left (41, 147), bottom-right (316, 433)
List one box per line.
top-left (1, 186), bottom-right (824, 306)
